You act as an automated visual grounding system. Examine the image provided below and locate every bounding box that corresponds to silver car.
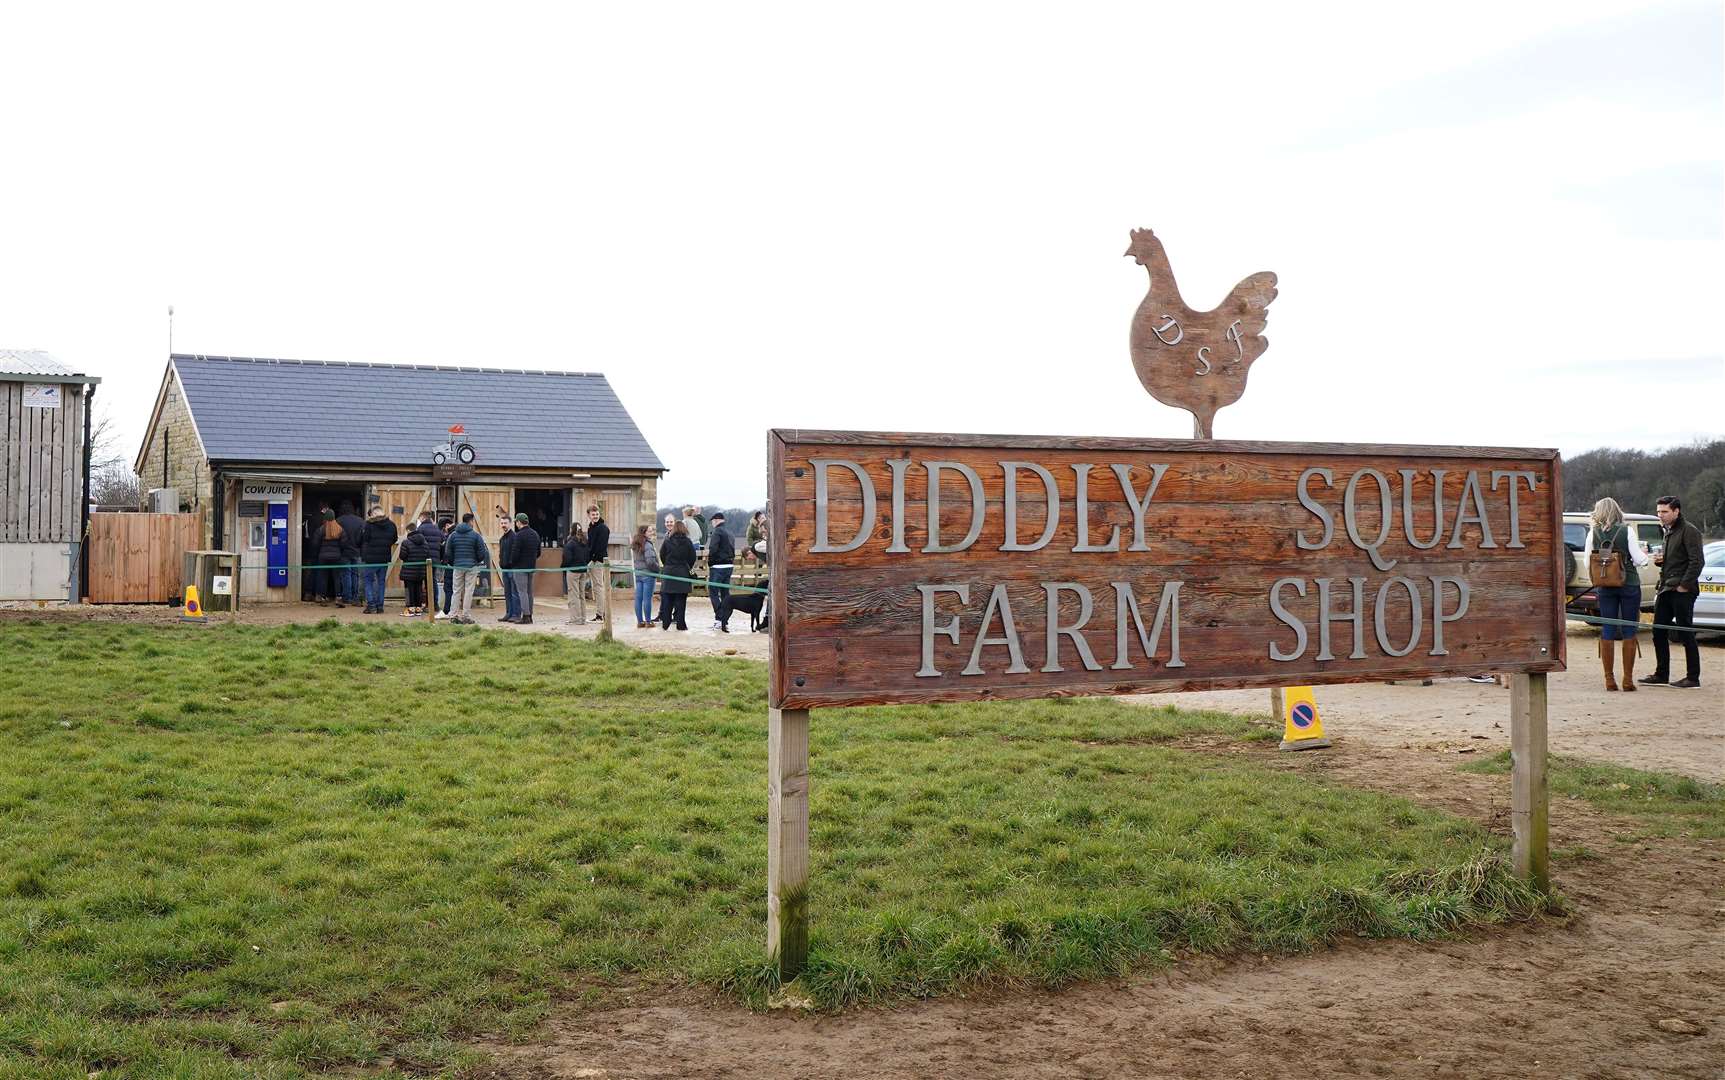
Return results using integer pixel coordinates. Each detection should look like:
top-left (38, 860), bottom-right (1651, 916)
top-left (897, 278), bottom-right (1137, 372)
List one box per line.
top-left (1696, 540), bottom-right (1725, 632)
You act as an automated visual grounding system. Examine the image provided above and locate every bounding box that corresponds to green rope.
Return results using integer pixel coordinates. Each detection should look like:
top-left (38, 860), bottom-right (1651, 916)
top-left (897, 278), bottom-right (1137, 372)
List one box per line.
top-left (1566, 610), bottom-right (1711, 634)
top-left (236, 560), bottom-right (770, 594)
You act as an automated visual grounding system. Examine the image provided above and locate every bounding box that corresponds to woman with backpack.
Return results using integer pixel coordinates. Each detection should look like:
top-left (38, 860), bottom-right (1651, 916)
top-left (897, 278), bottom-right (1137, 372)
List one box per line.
top-left (1589, 496), bottom-right (1651, 691)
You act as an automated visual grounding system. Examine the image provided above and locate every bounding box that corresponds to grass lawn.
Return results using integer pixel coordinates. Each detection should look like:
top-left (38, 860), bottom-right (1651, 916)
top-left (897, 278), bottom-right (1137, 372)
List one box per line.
top-left (1, 620), bottom-right (1549, 1079)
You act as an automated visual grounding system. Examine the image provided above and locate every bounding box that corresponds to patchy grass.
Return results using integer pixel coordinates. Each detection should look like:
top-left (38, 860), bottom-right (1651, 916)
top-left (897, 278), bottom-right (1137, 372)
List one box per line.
top-left (0, 620), bottom-right (1550, 1078)
top-left (1461, 751), bottom-right (1725, 839)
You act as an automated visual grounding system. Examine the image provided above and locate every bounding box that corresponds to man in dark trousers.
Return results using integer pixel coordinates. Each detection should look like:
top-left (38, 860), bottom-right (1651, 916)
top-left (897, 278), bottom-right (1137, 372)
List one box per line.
top-left (585, 505), bottom-right (610, 621)
top-left (337, 501), bottom-right (366, 606)
top-left (498, 517), bottom-right (520, 622)
top-left (706, 511), bottom-right (735, 632)
top-left (504, 512), bottom-right (541, 624)
top-left (1643, 494), bottom-right (1705, 689)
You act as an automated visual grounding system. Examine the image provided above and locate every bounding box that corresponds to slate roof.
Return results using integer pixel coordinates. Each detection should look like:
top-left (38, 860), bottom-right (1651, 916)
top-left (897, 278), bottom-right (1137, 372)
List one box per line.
top-left (169, 354), bottom-right (664, 471)
top-left (0, 349), bottom-right (94, 380)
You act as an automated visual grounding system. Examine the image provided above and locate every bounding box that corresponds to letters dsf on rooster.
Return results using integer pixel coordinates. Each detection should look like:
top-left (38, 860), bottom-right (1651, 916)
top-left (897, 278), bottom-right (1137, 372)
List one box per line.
top-left (808, 456), bottom-right (1541, 678)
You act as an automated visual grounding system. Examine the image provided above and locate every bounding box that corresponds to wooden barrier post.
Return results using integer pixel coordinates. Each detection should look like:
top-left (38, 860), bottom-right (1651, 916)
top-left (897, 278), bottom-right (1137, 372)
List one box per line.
top-left (1510, 672), bottom-right (1549, 890)
top-left (424, 560), bottom-right (435, 623)
top-left (768, 706), bottom-right (810, 981)
top-left (596, 563), bottom-right (613, 643)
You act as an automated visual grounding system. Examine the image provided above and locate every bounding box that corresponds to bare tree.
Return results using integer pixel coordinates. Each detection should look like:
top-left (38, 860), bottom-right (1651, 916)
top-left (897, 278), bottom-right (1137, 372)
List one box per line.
top-left (87, 407), bottom-right (143, 508)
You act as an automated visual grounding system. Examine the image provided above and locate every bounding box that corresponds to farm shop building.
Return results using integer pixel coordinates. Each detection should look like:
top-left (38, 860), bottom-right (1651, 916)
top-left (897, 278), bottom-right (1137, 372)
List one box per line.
top-left (134, 354), bottom-right (665, 604)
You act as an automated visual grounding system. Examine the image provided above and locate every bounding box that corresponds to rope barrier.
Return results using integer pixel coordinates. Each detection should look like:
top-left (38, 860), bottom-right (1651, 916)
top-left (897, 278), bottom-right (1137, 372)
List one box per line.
top-left (1565, 609), bottom-right (1712, 635)
top-left (235, 560), bottom-right (771, 594)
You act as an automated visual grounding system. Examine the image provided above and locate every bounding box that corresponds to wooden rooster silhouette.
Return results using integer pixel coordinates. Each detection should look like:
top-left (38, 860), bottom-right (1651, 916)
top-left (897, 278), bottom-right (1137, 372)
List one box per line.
top-left (1127, 228), bottom-right (1277, 439)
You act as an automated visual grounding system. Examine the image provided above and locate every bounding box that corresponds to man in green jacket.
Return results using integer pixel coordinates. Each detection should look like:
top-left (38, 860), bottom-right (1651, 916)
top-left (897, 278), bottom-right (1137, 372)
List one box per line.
top-left (1643, 495), bottom-right (1704, 689)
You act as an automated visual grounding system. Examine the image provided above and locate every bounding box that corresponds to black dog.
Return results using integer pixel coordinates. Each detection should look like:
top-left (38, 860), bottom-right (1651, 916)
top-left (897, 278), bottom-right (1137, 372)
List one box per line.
top-left (726, 587), bottom-right (768, 632)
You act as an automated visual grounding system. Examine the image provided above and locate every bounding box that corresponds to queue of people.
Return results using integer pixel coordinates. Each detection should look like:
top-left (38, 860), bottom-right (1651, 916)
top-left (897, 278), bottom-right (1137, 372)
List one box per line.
top-left (298, 499), bottom-right (776, 636)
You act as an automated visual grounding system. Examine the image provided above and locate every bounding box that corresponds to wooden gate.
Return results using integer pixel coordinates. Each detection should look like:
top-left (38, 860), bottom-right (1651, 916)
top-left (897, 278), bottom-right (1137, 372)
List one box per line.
top-left (373, 485), bottom-right (434, 593)
top-left (85, 513), bottom-right (202, 603)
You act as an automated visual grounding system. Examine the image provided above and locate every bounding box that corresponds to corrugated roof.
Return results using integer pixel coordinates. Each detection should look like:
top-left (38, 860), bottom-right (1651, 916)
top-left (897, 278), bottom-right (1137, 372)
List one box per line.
top-left (170, 354), bottom-right (664, 471)
top-left (0, 349), bottom-right (88, 379)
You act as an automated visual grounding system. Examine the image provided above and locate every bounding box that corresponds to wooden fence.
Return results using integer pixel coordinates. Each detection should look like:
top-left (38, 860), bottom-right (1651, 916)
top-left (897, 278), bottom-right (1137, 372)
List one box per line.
top-left (85, 513), bottom-right (202, 603)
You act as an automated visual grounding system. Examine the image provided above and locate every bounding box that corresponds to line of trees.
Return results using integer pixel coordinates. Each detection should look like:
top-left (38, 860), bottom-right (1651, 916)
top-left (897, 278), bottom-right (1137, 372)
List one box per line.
top-left (1563, 439), bottom-right (1725, 537)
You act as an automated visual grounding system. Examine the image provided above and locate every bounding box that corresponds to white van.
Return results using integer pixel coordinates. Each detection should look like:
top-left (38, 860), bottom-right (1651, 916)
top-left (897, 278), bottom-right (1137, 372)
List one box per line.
top-left (1562, 511), bottom-right (1663, 615)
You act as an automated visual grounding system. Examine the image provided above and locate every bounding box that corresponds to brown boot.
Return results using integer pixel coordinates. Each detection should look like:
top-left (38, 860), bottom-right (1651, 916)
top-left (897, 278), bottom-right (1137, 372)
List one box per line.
top-left (1601, 637), bottom-right (1618, 691)
top-left (1620, 637), bottom-right (1638, 691)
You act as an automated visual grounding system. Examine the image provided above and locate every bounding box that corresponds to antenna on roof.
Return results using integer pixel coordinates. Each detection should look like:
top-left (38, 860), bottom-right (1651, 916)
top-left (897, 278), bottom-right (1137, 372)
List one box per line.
top-left (167, 305), bottom-right (174, 355)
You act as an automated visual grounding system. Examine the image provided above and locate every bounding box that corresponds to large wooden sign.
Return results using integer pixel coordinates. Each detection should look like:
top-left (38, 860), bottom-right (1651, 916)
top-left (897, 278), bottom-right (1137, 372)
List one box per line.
top-left (768, 431), bottom-right (1565, 710)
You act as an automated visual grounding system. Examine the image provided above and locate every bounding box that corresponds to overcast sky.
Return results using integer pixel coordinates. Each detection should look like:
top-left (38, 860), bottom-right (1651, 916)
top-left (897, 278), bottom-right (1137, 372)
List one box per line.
top-left (2, 0), bottom-right (1719, 508)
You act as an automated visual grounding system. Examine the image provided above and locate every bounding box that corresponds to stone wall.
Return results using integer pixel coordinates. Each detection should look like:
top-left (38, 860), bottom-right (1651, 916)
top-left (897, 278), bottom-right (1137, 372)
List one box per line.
top-left (142, 370), bottom-right (213, 544)
top-left (637, 476), bottom-right (657, 530)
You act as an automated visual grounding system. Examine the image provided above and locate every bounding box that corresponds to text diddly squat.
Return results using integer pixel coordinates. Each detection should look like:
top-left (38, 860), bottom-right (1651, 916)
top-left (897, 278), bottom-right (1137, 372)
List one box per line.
top-left (806, 459), bottom-right (1542, 678)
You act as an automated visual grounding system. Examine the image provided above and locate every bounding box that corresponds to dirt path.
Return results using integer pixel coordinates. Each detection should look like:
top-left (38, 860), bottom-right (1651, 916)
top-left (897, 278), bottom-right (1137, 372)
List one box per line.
top-left (480, 741), bottom-right (1722, 1080)
top-left (1140, 625), bottom-right (1724, 781)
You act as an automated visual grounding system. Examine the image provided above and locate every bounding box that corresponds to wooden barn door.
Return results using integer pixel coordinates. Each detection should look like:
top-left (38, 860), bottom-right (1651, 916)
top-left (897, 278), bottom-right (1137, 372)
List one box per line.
top-left (573, 488), bottom-right (637, 567)
top-left (457, 485), bottom-right (512, 601)
top-left (372, 485), bottom-right (433, 593)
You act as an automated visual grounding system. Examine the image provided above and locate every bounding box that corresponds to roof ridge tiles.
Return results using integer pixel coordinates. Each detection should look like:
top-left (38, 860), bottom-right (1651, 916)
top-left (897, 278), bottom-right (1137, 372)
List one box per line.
top-left (171, 353), bottom-right (603, 379)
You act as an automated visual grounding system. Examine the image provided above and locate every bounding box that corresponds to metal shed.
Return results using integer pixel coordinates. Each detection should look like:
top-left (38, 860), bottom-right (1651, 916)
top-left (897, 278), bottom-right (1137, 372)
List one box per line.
top-left (0, 350), bottom-right (101, 600)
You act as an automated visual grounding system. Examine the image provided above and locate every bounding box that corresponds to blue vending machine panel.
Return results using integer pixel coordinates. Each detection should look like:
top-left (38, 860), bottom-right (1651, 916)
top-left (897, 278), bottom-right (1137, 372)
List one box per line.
top-left (268, 502), bottom-right (289, 587)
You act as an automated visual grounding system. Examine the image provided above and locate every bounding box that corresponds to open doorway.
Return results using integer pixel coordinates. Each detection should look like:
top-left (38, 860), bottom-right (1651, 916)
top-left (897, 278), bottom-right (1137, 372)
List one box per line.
top-left (299, 483), bottom-right (366, 600)
top-left (514, 488), bottom-right (569, 550)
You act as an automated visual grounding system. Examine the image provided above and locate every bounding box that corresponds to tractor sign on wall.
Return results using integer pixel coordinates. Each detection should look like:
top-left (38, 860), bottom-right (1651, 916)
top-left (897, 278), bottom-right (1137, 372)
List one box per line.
top-left (432, 425), bottom-right (477, 466)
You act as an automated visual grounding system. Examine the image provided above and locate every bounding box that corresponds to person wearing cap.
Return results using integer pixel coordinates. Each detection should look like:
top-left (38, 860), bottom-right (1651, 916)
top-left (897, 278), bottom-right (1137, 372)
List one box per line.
top-left (502, 512), bottom-right (540, 625)
top-left (706, 511), bottom-right (735, 632)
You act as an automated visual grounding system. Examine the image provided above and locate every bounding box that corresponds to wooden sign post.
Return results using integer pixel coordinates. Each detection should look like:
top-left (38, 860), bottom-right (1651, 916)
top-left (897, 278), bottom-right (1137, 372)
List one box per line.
top-left (765, 431), bottom-right (1563, 978)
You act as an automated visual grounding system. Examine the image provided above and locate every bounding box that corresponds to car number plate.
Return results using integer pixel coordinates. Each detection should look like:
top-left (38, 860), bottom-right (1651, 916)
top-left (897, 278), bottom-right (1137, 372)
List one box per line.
top-left (1703, 583), bottom-right (1725, 594)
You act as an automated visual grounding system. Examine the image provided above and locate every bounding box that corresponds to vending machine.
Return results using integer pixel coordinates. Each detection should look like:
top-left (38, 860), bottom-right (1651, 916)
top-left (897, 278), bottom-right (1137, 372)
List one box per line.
top-left (268, 501), bottom-right (289, 588)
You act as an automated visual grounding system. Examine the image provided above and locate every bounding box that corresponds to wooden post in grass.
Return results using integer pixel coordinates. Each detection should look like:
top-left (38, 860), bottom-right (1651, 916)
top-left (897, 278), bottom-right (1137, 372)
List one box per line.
top-left (424, 560), bottom-right (435, 623)
top-left (596, 562), bottom-right (614, 643)
top-left (768, 706), bottom-right (810, 980)
top-left (1510, 672), bottom-right (1549, 890)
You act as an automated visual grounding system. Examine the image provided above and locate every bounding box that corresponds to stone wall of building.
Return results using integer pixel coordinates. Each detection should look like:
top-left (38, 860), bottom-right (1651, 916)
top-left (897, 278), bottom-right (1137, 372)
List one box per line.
top-left (637, 475), bottom-right (657, 530)
top-left (142, 370), bottom-right (213, 544)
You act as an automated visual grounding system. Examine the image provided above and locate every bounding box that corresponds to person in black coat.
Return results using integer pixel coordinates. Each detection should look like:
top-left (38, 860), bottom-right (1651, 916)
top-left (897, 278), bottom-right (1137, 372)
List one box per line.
top-left (357, 509), bottom-right (399, 614)
top-left (705, 511), bottom-right (736, 632)
top-left (583, 505), bottom-right (611, 623)
top-left (657, 521), bottom-right (697, 631)
top-left (336, 502), bottom-right (366, 605)
top-left (503, 512), bottom-right (541, 624)
top-left (312, 510), bottom-right (347, 605)
top-left (398, 514), bottom-right (440, 615)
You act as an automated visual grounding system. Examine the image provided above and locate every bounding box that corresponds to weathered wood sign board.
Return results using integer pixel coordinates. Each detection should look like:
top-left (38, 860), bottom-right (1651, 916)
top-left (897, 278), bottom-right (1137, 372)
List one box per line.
top-left (769, 431), bottom-right (1566, 710)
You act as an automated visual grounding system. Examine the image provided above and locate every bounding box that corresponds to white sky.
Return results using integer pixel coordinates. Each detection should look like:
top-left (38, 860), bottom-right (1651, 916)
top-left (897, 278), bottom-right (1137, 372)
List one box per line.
top-left (2, 0), bottom-right (1719, 508)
